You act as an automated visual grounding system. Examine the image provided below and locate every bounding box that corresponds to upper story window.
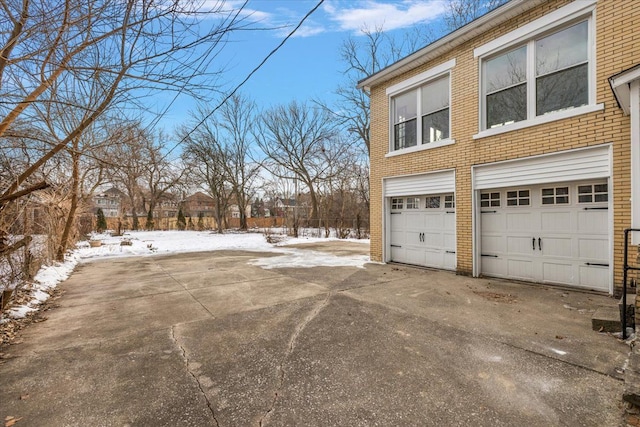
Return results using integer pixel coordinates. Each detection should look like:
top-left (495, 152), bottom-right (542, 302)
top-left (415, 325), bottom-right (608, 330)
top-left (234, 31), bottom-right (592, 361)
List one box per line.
top-left (392, 75), bottom-right (450, 150)
top-left (474, 0), bottom-right (600, 139)
top-left (483, 21), bottom-right (588, 130)
top-left (386, 59), bottom-right (456, 156)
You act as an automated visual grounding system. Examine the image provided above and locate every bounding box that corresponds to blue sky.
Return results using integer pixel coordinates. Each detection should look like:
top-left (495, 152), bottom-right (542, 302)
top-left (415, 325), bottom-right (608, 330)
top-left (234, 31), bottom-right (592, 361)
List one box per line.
top-left (159, 0), bottom-right (451, 127)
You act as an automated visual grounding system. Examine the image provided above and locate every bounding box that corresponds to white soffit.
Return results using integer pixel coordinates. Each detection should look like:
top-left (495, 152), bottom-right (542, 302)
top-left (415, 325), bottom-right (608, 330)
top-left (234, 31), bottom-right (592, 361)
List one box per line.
top-left (473, 145), bottom-right (610, 190)
top-left (609, 64), bottom-right (640, 116)
top-left (384, 170), bottom-right (455, 197)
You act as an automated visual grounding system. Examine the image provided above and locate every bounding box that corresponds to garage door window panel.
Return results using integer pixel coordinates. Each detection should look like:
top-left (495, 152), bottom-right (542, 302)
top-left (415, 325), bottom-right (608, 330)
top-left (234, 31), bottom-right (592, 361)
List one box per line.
top-left (391, 198), bottom-right (404, 210)
top-left (578, 183), bottom-right (608, 203)
top-left (542, 187), bottom-right (569, 205)
top-left (444, 194), bottom-right (455, 209)
top-left (480, 192), bottom-right (500, 207)
top-left (426, 196), bottom-right (441, 209)
top-left (406, 197), bottom-right (419, 209)
top-left (507, 190), bottom-right (530, 206)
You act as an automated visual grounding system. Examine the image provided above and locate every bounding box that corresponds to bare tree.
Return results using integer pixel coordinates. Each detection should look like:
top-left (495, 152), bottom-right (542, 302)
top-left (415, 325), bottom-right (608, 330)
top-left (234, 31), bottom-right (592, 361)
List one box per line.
top-left (255, 101), bottom-right (341, 223)
top-left (139, 131), bottom-right (186, 230)
top-left (443, 0), bottom-right (508, 32)
top-left (181, 119), bottom-right (229, 234)
top-left (106, 122), bottom-right (150, 231)
top-left (217, 94), bottom-right (262, 230)
top-left (0, 0), bottom-right (257, 246)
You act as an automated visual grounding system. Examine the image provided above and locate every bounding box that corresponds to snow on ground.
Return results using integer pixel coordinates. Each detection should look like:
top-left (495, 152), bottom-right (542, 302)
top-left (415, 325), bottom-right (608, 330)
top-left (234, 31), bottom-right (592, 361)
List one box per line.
top-left (2, 230), bottom-right (370, 320)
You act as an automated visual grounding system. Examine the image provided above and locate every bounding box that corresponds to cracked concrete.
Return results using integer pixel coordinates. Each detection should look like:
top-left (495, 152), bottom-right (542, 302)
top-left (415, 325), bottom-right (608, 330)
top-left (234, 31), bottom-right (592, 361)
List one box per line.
top-left (0, 242), bottom-right (630, 426)
top-left (259, 291), bottom-right (334, 427)
top-left (171, 325), bottom-right (219, 426)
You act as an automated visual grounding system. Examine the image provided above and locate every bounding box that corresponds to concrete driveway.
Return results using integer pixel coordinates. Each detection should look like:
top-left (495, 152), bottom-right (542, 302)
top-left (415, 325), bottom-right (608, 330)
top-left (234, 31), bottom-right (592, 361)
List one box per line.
top-left (0, 241), bottom-right (629, 426)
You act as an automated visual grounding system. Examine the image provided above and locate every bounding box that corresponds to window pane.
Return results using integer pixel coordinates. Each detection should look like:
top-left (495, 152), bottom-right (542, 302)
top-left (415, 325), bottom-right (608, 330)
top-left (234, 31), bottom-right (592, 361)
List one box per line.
top-left (422, 108), bottom-right (449, 143)
top-left (485, 46), bottom-right (527, 93)
top-left (595, 184), bottom-right (608, 193)
top-left (394, 119), bottom-right (417, 150)
top-left (393, 90), bottom-right (417, 123)
top-left (536, 63), bottom-right (588, 115)
top-left (579, 195), bottom-right (592, 203)
top-left (542, 188), bottom-right (554, 196)
top-left (578, 185), bottom-right (592, 194)
top-left (595, 194), bottom-right (608, 202)
top-left (556, 187), bottom-right (569, 195)
top-left (422, 76), bottom-right (449, 115)
top-left (487, 83), bottom-right (527, 128)
top-left (536, 21), bottom-right (588, 76)
top-left (425, 196), bottom-right (440, 208)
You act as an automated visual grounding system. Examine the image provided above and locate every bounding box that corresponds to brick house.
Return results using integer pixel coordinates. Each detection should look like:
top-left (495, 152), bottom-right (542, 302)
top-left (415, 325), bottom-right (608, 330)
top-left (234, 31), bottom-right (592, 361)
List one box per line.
top-left (92, 187), bottom-right (124, 218)
top-left (182, 192), bottom-right (216, 217)
top-left (358, 0), bottom-right (640, 295)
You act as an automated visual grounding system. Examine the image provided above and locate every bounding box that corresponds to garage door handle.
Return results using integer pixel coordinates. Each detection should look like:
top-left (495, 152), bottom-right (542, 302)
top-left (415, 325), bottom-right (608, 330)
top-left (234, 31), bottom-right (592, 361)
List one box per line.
top-left (481, 254), bottom-right (498, 258)
top-left (538, 238), bottom-right (542, 251)
top-left (585, 262), bottom-right (609, 267)
top-left (532, 238), bottom-right (536, 250)
top-left (390, 244), bottom-right (402, 248)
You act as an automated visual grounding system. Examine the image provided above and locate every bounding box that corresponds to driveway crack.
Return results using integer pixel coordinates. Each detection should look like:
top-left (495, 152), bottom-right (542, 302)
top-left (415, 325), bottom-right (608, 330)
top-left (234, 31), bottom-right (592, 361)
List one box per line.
top-left (258, 292), bottom-right (333, 427)
top-left (171, 325), bottom-right (220, 427)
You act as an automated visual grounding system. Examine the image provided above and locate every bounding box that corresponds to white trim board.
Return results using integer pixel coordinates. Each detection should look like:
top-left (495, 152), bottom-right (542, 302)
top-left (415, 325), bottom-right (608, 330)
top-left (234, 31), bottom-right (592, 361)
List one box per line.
top-left (384, 170), bottom-right (455, 197)
top-left (474, 0), bottom-right (597, 58)
top-left (472, 145), bottom-right (611, 190)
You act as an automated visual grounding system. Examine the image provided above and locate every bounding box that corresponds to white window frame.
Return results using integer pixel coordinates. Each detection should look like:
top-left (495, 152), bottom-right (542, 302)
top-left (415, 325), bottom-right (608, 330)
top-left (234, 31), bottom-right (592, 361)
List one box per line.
top-left (473, 0), bottom-right (602, 140)
top-left (386, 59), bottom-right (456, 157)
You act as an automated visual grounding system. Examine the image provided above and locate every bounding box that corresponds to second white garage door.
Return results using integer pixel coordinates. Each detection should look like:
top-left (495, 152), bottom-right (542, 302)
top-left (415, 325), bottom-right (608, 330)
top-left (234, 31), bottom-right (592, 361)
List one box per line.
top-left (479, 181), bottom-right (609, 291)
top-left (389, 194), bottom-right (456, 270)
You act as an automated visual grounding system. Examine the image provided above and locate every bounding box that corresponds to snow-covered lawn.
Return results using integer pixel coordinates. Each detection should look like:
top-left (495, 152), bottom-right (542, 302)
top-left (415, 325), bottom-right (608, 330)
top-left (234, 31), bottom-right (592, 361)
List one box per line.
top-left (2, 231), bottom-right (370, 321)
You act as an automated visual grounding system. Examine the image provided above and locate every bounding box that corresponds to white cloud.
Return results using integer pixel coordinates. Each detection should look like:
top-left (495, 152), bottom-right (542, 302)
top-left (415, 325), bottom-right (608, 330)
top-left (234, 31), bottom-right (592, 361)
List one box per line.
top-left (325, 0), bottom-right (447, 33)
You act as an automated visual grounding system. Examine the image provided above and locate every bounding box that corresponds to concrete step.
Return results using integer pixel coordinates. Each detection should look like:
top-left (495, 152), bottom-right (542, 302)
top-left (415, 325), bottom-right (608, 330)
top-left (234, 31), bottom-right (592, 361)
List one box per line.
top-left (592, 306), bottom-right (621, 332)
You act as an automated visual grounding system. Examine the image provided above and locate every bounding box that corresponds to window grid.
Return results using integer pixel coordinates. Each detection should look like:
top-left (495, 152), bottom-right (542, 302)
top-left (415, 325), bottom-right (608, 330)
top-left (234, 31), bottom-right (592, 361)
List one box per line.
top-left (541, 187), bottom-right (569, 205)
top-left (480, 192), bottom-right (501, 207)
top-left (444, 195), bottom-right (455, 209)
top-left (506, 190), bottom-right (530, 206)
top-left (578, 183), bottom-right (608, 203)
top-left (406, 197), bottom-right (419, 209)
top-left (391, 198), bottom-right (404, 210)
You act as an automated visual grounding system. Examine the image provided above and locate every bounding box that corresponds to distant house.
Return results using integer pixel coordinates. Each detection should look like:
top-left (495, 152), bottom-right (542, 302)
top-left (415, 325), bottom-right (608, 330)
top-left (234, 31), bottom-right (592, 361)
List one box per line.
top-left (228, 204), bottom-right (251, 219)
top-left (274, 195), bottom-right (311, 219)
top-left (273, 198), bottom-right (296, 218)
top-left (183, 192), bottom-right (216, 217)
top-left (92, 187), bottom-right (123, 218)
top-left (153, 195), bottom-right (180, 218)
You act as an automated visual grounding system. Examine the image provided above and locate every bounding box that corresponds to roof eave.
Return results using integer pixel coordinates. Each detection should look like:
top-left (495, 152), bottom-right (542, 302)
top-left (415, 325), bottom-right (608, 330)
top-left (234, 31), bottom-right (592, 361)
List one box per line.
top-left (357, 0), bottom-right (545, 91)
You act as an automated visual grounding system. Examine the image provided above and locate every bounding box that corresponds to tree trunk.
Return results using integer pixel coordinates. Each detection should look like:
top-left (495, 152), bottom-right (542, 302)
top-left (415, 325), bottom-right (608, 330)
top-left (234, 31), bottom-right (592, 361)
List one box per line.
top-left (57, 146), bottom-right (80, 261)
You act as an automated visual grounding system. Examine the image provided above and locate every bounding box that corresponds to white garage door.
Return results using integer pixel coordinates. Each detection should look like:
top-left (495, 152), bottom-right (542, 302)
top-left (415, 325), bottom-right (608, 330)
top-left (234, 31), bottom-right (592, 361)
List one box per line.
top-left (389, 194), bottom-right (456, 270)
top-left (479, 181), bottom-right (609, 291)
